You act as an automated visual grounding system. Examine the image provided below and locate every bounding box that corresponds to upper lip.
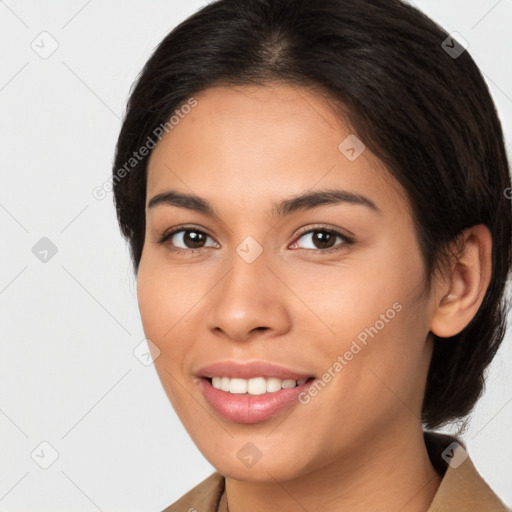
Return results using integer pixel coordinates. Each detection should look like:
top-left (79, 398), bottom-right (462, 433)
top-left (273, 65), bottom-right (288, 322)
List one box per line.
top-left (197, 360), bottom-right (315, 380)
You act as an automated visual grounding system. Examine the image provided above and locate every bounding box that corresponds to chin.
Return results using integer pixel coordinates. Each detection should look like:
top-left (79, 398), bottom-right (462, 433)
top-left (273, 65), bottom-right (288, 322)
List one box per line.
top-left (193, 437), bottom-right (317, 483)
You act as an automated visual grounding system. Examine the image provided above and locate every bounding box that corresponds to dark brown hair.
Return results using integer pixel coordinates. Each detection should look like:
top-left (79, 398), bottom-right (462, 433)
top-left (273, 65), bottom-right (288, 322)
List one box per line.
top-left (112, 0), bottom-right (512, 429)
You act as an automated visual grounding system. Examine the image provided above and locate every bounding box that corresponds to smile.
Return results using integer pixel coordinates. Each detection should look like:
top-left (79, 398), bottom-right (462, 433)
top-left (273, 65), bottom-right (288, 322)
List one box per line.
top-left (208, 376), bottom-right (312, 395)
top-left (199, 375), bottom-right (316, 424)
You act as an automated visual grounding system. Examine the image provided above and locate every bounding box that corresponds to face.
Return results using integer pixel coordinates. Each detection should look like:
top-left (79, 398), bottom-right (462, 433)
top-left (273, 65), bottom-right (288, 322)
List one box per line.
top-left (137, 83), bottom-right (437, 482)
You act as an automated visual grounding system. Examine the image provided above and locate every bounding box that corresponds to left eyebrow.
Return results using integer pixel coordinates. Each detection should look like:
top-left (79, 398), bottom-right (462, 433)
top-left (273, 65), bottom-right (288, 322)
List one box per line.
top-left (147, 188), bottom-right (381, 217)
top-left (272, 188), bottom-right (381, 217)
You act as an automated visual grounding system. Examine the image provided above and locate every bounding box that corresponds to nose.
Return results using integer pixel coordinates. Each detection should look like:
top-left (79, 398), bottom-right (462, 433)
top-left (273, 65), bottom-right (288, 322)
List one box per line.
top-left (205, 247), bottom-right (292, 343)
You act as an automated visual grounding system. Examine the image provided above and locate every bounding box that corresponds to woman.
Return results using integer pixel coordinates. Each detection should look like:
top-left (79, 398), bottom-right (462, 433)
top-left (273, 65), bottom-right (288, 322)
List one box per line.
top-left (112, 0), bottom-right (512, 510)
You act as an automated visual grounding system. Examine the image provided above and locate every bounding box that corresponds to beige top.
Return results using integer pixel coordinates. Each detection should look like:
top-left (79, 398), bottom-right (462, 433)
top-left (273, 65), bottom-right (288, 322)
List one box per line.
top-left (162, 432), bottom-right (511, 512)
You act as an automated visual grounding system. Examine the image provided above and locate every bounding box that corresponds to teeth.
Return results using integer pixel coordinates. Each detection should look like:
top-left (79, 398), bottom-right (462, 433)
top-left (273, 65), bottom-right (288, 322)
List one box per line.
top-left (220, 376), bottom-right (230, 392)
top-left (266, 377), bottom-right (282, 393)
top-left (210, 376), bottom-right (310, 395)
top-left (229, 378), bottom-right (247, 394)
top-left (247, 377), bottom-right (267, 395)
top-left (281, 379), bottom-right (296, 389)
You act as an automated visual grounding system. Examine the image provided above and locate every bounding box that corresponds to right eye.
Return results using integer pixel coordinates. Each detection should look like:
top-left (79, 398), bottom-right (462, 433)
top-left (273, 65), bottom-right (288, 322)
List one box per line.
top-left (157, 226), bottom-right (219, 253)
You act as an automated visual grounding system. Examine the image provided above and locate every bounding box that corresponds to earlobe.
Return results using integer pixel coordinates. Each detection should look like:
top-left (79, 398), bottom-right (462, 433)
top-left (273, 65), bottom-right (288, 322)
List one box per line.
top-left (430, 224), bottom-right (492, 338)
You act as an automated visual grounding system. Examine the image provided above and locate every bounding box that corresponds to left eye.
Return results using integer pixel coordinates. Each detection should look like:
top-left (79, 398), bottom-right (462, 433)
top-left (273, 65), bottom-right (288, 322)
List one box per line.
top-left (290, 229), bottom-right (352, 251)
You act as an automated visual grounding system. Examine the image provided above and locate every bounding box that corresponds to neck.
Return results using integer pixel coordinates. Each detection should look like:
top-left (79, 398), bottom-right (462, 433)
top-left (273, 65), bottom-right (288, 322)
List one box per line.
top-left (224, 421), bottom-right (442, 512)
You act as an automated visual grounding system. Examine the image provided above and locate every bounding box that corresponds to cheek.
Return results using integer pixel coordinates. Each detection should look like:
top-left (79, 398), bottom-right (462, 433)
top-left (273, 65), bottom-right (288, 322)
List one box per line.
top-left (329, 291), bottom-right (429, 433)
top-left (301, 242), bottom-right (428, 409)
top-left (137, 253), bottom-right (202, 339)
top-left (137, 258), bottom-right (186, 376)
top-left (136, 254), bottom-right (216, 395)
top-left (137, 262), bottom-right (195, 414)
top-left (278, 251), bottom-right (416, 346)
top-left (137, 265), bottom-right (168, 342)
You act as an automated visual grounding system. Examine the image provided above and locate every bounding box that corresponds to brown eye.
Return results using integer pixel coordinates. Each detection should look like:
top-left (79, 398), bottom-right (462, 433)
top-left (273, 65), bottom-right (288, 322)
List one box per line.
top-left (159, 228), bottom-right (218, 251)
top-left (310, 231), bottom-right (336, 249)
top-left (180, 230), bottom-right (207, 249)
top-left (292, 228), bottom-right (353, 251)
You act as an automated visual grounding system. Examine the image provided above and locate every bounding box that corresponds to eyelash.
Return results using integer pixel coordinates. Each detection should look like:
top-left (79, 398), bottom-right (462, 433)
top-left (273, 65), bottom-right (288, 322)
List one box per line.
top-left (155, 224), bottom-right (354, 256)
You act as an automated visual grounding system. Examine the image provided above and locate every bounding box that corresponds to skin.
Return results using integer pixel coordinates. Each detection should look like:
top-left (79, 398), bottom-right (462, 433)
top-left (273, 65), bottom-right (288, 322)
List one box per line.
top-left (137, 83), bottom-right (492, 512)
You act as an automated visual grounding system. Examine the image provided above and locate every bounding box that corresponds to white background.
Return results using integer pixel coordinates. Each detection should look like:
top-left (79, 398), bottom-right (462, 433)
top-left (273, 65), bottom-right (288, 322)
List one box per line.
top-left (1, 0), bottom-right (511, 510)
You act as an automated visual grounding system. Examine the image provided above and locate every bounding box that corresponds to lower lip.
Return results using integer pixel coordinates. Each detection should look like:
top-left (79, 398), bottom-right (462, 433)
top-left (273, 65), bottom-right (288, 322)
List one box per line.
top-left (199, 377), bottom-right (314, 424)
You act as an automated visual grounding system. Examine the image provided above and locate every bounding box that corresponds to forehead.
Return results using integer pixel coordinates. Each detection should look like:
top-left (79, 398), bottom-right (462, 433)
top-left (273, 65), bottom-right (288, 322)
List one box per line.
top-left (146, 83), bottom-right (409, 216)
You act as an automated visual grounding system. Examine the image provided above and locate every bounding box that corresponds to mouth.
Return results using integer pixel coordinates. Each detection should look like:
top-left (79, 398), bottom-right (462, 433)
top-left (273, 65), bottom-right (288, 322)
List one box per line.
top-left (196, 360), bottom-right (317, 423)
top-left (203, 375), bottom-right (316, 395)
top-left (198, 374), bottom-right (317, 424)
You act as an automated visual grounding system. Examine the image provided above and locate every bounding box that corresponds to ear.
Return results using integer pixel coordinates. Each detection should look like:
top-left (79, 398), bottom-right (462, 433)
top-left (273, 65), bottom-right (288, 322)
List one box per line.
top-left (430, 224), bottom-right (492, 338)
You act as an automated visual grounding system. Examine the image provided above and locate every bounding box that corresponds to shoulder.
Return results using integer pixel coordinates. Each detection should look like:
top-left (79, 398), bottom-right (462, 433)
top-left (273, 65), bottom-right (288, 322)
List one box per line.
top-left (425, 431), bottom-right (511, 512)
top-left (160, 471), bottom-right (225, 512)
